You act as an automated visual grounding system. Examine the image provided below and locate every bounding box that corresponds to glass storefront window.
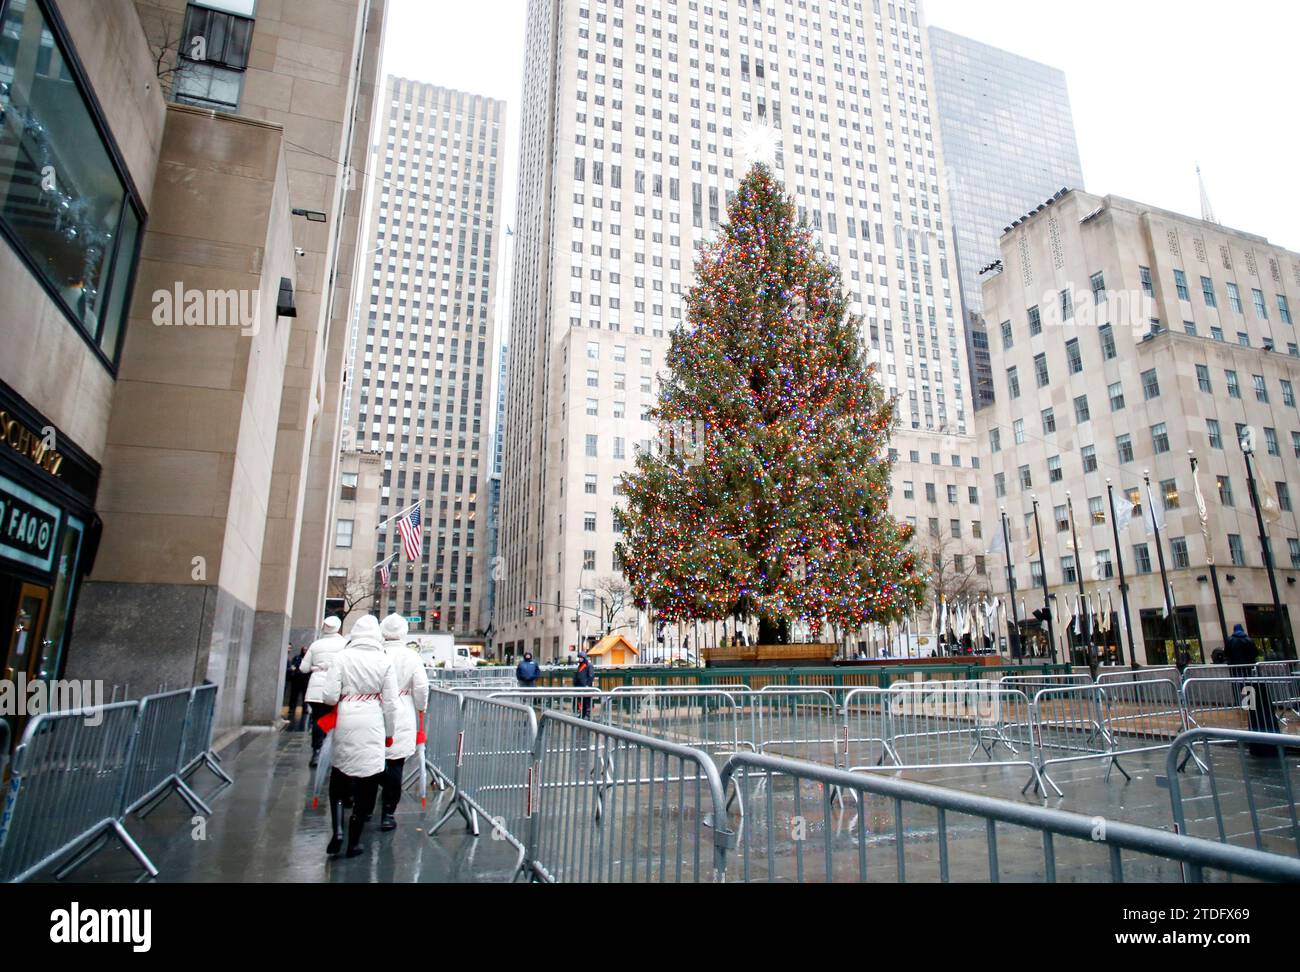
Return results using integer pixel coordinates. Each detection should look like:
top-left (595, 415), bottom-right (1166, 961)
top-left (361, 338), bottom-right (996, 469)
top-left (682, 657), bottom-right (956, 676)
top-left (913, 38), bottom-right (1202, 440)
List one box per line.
top-left (0, 0), bottom-right (143, 364)
top-left (36, 513), bottom-right (83, 679)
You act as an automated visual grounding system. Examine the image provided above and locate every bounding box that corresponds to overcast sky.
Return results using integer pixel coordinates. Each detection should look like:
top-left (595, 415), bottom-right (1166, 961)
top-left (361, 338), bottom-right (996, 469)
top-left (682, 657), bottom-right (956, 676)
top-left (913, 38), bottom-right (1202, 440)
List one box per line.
top-left (380, 0), bottom-right (1300, 251)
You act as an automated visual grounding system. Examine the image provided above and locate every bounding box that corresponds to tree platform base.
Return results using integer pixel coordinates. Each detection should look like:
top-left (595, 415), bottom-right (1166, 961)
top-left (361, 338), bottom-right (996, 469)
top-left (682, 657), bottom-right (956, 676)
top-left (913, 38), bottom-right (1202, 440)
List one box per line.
top-left (703, 643), bottom-right (837, 668)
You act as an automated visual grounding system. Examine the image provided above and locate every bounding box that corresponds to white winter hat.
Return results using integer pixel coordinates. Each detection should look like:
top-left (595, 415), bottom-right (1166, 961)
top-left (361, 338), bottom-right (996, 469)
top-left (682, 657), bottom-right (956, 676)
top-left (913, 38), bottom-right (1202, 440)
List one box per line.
top-left (349, 615), bottom-right (381, 643)
top-left (322, 616), bottom-right (342, 634)
top-left (380, 613), bottom-right (409, 640)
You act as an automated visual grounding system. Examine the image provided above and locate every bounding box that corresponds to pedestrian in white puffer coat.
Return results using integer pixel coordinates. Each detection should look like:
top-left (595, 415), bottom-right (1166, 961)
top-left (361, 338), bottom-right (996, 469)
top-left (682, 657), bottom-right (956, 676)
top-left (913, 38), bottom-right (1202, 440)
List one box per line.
top-left (319, 614), bottom-right (399, 857)
top-left (299, 616), bottom-right (346, 766)
top-left (377, 614), bottom-right (430, 831)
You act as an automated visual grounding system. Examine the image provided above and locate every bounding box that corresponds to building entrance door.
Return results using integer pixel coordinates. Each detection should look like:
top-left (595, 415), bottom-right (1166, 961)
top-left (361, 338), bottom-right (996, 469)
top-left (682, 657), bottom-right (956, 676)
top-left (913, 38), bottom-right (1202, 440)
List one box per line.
top-left (5, 583), bottom-right (50, 683)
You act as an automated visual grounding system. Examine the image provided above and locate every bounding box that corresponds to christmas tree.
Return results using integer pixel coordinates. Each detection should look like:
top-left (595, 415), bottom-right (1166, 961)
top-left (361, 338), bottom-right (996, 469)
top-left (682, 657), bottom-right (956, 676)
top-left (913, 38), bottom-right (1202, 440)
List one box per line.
top-left (615, 164), bottom-right (925, 645)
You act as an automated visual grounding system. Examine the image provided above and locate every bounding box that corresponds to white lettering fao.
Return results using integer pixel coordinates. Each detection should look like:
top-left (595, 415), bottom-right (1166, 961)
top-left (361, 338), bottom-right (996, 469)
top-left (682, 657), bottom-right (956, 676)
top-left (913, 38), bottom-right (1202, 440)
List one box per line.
top-left (7, 506), bottom-right (51, 548)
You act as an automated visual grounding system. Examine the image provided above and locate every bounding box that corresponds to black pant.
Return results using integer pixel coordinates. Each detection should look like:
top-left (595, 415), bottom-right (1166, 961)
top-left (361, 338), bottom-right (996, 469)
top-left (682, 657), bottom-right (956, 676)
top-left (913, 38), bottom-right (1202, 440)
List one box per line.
top-left (288, 683), bottom-right (308, 731)
top-left (331, 766), bottom-right (381, 819)
top-left (381, 756), bottom-right (407, 814)
top-left (310, 702), bottom-right (336, 753)
top-left (575, 695), bottom-right (593, 719)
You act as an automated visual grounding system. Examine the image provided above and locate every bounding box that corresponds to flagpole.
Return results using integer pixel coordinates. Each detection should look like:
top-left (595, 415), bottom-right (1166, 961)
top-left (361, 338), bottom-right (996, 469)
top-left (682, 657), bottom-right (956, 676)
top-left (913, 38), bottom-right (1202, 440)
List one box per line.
top-left (1000, 508), bottom-right (1021, 661)
top-left (1144, 470), bottom-right (1188, 670)
top-left (1065, 491), bottom-right (1097, 678)
top-left (1030, 496), bottom-right (1058, 665)
top-left (1189, 452), bottom-right (1230, 652)
top-left (1105, 480), bottom-right (1138, 670)
top-left (376, 499), bottom-right (421, 531)
top-left (1241, 438), bottom-right (1293, 659)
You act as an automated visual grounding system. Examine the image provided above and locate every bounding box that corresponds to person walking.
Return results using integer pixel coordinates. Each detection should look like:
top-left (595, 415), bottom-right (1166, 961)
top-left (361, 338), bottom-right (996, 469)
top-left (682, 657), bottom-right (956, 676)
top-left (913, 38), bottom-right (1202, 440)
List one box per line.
top-left (1224, 623), bottom-right (1279, 752)
top-left (377, 614), bottom-right (429, 833)
top-left (573, 650), bottom-right (595, 718)
top-left (300, 617), bottom-right (347, 767)
top-left (287, 644), bottom-right (310, 731)
top-left (516, 651), bottom-right (541, 688)
top-left (320, 614), bottom-right (399, 858)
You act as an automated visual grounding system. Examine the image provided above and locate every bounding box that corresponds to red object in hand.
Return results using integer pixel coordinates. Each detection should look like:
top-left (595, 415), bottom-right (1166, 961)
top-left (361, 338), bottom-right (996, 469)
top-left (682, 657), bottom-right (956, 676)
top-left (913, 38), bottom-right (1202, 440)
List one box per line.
top-left (385, 737), bottom-right (393, 747)
top-left (316, 710), bottom-right (338, 734)
top-left (415, 711), bottom-right (426, 745)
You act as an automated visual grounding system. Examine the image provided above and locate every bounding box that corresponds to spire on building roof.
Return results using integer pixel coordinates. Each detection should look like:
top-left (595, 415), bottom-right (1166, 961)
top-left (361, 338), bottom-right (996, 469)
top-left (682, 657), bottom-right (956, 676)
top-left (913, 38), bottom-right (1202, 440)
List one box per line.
top-left (1197, 165), bottom-right (1218, 225)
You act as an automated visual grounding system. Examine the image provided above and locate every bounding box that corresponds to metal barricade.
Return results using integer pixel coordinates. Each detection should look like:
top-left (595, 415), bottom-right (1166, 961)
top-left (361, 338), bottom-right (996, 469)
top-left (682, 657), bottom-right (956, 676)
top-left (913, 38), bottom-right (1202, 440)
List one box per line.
top-left (718, 751), bottom-right (1300, 882)
top-left (876, 682), bottom-right (1041, 793)
top-left (428, 695), bottom-right (537, 869)
top-left (1167, 728), bottom-right (1300, 858)
top-left (1255, 664), bottom-right (1300, 724)
top-left (178, 683), bottom-right (232, 786)
top-left (740, 689), bottom-right (840, 764)
top-left (1096, 667), bottom-right (1181, 686)
top-left (523, 710), bottom-right (732, 883)
top-left (1257, 661), bottom-right (1300, 678)
top-left (1031, 685), bottom-right (1124, 796)
top-left (1182, 676), bottom-right (1300, 735)
top-left (602, 689), bottom-right (744, 759)
top-left (121, 688), bottom-right (211, 818)
top-left (1100, 678), bottom-right (1186, 756)
top-left (840, 687), bottom-right (895, 770)
top-left (488, 688), bottom-right (607, 719)
top-left (424, 688), bottom-right (464, 788)
top-left (1001, 673), bottom-right (1093, 694)
top-left (1182, 664), bottom-right (1233, 684)
top-left (0, 703), bottom-right (156, 883)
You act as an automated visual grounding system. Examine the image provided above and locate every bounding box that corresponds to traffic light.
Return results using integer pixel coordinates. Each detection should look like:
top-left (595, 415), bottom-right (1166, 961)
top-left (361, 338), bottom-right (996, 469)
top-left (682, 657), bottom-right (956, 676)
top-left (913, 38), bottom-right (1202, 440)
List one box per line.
top-left (525, 603), bottom-right (536, 617)
top-left (1032, 608), bottom-right (1052, 626)
top-left (428, 609), bottom-right (441, 627)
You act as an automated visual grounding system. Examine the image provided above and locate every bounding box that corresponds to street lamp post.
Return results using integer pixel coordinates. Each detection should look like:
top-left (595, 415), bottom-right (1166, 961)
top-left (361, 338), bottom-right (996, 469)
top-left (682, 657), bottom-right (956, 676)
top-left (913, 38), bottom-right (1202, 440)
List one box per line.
top-left (1030, 496), bottom-right (1057, 665)
top-left (1241, 438), bottom-right (1293, 659)
top-left (1189, 453), bottom-right (1230, 651)
top-left (1066, 492), bottom-right (1097, 678)
top-left (1000, 508), bottom-right (1021, 659)
top-left (1144, 471), bottom-right (1188, 670)
top-left (1105, 480), bottom-right (1138, 670)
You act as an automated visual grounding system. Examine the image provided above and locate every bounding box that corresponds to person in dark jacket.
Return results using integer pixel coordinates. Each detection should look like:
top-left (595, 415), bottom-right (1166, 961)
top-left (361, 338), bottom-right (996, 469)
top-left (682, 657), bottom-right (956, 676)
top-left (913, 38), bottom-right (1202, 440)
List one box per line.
top-left (288, 646), bottom-right (310, 731)
top-left (516, 652), bottom-right (541, 688)
top-left (573, 651), bottom-right (595, 718)
top-left (1224, 624), bottom-right (1279, 751)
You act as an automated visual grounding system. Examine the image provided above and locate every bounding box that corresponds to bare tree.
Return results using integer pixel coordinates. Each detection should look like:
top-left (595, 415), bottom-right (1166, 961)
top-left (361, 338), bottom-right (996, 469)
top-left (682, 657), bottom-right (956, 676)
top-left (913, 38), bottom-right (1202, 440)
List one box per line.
top-left (328, 573), bottom-right (378, 625)
top-left (918, 529), bottom-right (991, 605)
top-left (138, 7), bottom-right (193, 98)
top-left (592, 575), bottom-right (633, 635)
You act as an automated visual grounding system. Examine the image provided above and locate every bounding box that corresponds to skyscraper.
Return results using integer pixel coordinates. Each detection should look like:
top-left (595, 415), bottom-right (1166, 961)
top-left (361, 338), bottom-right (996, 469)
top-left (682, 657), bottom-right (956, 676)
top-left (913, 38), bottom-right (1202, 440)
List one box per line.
top-left (498, 0), bottom-right (986, 660)
top-left (928, 26), bottom-right (1084, 410)
top-left (343, 79), bottom-right (506, 637)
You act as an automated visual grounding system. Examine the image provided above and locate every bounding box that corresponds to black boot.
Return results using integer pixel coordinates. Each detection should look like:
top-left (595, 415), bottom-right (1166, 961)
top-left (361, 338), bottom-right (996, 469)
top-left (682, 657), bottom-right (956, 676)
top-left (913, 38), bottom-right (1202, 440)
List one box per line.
top-left (345, 813), bottom-right (366, 857)
top-left (309, 750), bottom-right (320, 768)
top-left (326, 801), bottom-right (345, 856)
top-left (380, 806), bottom-right (397, 832)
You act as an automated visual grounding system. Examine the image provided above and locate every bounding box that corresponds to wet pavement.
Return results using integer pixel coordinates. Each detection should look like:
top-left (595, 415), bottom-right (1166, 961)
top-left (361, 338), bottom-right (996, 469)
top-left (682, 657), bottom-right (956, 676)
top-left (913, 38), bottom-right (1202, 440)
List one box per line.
top-left (50, 729), bottom-right (523, 884)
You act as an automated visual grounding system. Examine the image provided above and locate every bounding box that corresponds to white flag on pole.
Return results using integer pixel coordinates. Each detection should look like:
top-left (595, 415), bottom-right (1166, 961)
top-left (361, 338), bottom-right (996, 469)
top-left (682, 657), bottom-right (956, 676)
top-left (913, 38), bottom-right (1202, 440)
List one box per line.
top-left (1191, 462), bottom-right (1210, 529)
top-left (1142, 485), bottom-right (1167, 537)
top-left (1257, 481), bottom-right (1283, 526)
top-left (986, 527), bottom-right (1008, 557)
top-left (1113, 492), bottom-right (1140, 533)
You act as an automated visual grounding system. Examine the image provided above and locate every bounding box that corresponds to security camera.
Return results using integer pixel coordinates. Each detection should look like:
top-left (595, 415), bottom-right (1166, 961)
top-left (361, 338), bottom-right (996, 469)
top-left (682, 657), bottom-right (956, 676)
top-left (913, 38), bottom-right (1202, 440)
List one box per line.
top-left (294, 247), bottom-right (306, 257)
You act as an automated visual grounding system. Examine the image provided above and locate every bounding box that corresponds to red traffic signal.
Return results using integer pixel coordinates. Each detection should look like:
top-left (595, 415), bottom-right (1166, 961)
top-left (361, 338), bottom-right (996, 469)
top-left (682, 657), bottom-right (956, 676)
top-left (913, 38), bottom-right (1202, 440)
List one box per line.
top-left (525, 603), bottom-right (536, 617)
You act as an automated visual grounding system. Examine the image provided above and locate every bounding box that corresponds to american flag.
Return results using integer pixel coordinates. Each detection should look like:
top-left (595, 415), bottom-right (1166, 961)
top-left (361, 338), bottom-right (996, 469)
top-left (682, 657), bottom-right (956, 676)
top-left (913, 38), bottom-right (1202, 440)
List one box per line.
top-left (379, 555), bottom-right (395, 590)
top-left (397, 505), bottom-right (422, 561)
